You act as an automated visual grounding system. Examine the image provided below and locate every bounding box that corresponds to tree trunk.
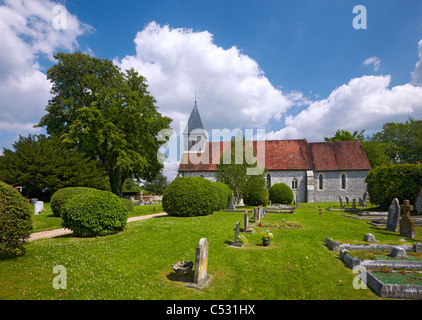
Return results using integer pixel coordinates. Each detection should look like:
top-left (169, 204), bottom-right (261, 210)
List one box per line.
top-left (109, 167), bottom-right (123, 197)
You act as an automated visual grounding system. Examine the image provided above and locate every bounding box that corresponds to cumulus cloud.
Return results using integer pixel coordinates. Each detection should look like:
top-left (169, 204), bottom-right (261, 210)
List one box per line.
top-left (411, 39), bottom-right (422, 86)
top-left (115, 22), bottom-right (301, 134)
top-left (266, 75), bottom-right (422, 141)
top-left (0, 0), bottom-right (93, 135)
top-left (363, 56), bottom-right (381, 72)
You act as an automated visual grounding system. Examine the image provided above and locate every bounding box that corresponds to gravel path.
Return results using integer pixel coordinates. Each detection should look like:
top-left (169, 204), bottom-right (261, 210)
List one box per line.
top-left (28, 212), bottom-right (168, 242)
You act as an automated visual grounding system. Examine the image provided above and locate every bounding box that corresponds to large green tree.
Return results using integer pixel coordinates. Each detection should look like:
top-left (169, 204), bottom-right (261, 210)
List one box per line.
top-left (37, 52), bottom-right (172, 196)
top-left (0, 134), bottom-right (108, 198)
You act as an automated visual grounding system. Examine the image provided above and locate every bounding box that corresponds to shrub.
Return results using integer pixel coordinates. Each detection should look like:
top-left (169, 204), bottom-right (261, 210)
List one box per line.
top-left (244, 187), bottom-right (269, 206)
top-left (51, 187), bottom-right (96, 217)
top-left (61, 189), bottom-right (128, 237)
top-left (120, 198), bottom-right (134, 212)
top-left (213, 182), bottom-right (231, 210)
top-left (0, 181), bottom-right (32, 255)
top-left (162, 177), bottom-right (219, 217)
top-left (366, 163), bottom-right (422, 210)
top-left (269, 183), bottom-right (294, 205)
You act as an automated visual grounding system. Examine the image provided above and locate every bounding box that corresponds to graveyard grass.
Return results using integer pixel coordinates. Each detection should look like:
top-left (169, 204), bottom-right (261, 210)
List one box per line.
top-left (1, 203), bottom-right (421, 300)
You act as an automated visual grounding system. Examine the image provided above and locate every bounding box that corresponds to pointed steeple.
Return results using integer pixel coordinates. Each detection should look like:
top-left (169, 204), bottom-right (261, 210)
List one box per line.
top-left (183, 98), bottom-right (204, 135)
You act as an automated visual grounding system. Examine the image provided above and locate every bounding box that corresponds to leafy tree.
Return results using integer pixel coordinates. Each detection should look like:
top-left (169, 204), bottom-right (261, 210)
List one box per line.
top-left (216, 135), bottom-right (266, 204)
top-left (371, 117), bottom-right (422, 164)
top-left (324, 129), bottom-right (365, 142)
top-left (36, 52), bottom-right (172, 196)
top-left (0, 134), bottom-right (108, 198)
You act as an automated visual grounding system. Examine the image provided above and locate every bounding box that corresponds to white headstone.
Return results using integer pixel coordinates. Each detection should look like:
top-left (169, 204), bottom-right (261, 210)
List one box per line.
top-left (34, 201), bottom-right (43, 215)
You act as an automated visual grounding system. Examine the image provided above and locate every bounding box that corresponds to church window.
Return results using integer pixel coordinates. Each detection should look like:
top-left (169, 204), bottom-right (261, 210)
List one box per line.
top-left (292, 178), bottom-right (298, 190)
top-left (341, 173), bottom-right (346, 190)
top-left (318, 174), bottom-right (324, 190)
top-left (266, 173), bottom-right (271, 188)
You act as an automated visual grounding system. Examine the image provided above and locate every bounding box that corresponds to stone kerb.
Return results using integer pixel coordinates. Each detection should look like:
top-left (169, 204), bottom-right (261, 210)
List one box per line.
top-left (325, 237), bottom-right (417, 252)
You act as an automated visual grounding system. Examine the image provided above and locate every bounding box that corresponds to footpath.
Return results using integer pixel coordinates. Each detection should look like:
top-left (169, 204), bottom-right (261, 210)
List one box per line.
top-left (28, 212), bottom-right (168, 242)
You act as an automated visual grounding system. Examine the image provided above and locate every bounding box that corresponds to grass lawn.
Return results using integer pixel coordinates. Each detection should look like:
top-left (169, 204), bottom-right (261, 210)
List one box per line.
top-left (1, 203), bottom-right (421, 300)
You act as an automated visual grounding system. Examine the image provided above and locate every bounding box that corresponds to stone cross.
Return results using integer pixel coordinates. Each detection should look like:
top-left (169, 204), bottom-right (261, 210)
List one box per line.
top-left (231, 222), bottom-right (243, 247)
top-left (187, 238), bottom-right (212, 289)
top-left (400, 200), bottom-right (415, 239)
top-left (386, 198), bottom-right (400, 232)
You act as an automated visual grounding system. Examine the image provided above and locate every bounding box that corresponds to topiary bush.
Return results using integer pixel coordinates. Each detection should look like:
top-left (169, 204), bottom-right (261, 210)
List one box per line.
top-left (0, 181), bottom-right (32, 255)
top-left (269, 182), bottom-right (294, 205)
top-left (51, 187), bottom-right (96, 217)
top-left (243, 187), bottom-right (269, 206)
top-left (162, 177), bottom-right (219, 217)
top-left (61, 189), bottom-right (128, 237)
top-left (120, 198), bottom-right (134, 213)
top-left (213, 182), bottom-right (231, 210)
top-left (366, 163), bottom-right (422, 210)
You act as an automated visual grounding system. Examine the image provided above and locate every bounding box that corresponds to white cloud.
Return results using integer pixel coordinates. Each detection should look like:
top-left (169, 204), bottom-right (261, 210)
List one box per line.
top-left (115, 21), bottom-right (302, 134)
top-left (266, 75), bottom-right (422, 141)
top-left (363, 56), bottom-right (381, 72)
top-left (411, 39), bottom-right (422, 86)
top-left (0, 0), bottom-right (93, 135)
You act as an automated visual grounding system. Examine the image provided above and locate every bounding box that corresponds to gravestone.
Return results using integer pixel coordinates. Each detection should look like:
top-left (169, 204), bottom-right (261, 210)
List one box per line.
top-left (231, 222), bottom-right (243, 247)
top-left (352, 198), bottom-right (356, 209)
top-left (30, 198), bottom-right (38, 206)
top-left (400, 200), bottom-right (415, 239)
top-left (258, 205), bottom-right (264, 220)
top-left (339, 196), bottom-right (344, 208)
top-left (363, 233), bottom-right (376, 242)
top-left (389, 246), bottom-right (408, 259)
top-left (187, 238), bottom-right (211, 289)
top-left (359, 198), bottom-right (364, 207)
top-left (227, 191), bottom-right (236, 210)
top-left (386, 198), bottom-right (400, 232)
top-left (254, 207), bottom-right (259, 223)
top-left (34, 201), bottom-right (43, 215)
top-left (416, 189), bottom-right (422, 215)
top-left (345, 197), bottom-right (349, 205)
top-left (243, 212), bottom-right (254, 233)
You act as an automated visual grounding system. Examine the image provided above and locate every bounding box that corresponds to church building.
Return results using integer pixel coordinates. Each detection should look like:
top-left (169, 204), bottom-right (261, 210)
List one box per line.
top-left (178, 102), bottom-right (372, 203)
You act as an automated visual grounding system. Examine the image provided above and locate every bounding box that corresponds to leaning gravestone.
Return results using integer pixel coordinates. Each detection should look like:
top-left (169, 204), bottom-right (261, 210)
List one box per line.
top-left (400, 200), bottom-right (415, 239)
top-left (339, 195), bottom-right (344, 208)
top-left (386, 198), bottom-right (400, 232)
top-left (416, 189), bottom-right (422, 215)
top-left (186, 238), bottom-right (211, 289)
top-left (227, 191), bottom-right (236, 210)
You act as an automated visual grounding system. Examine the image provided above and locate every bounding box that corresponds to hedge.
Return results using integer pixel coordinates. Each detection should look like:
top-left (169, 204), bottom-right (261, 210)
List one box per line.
top-left (51, 187), bottom-right (96, 217)
top-left (213, 182), bottom-right (231, 210)
top-left (162, 177), bottom-right (219, 217)
top-left (269, 182), bottom-right (294, 205)
top-left (0, 181), bottom-right (32, 255)
top-left (61, 189), bottom-right (128, 237)
top-left (365, 163), bottom-right (422, 210)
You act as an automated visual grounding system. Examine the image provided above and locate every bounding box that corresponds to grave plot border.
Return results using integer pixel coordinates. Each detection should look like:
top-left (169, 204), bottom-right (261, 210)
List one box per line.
top-left (339, 250), bottom-right (422, 299)
top-left (325, 237), bottom-right (420, 253)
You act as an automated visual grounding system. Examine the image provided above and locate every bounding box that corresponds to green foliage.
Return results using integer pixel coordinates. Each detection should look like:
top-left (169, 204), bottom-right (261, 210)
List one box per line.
top-left (242, 174), bottom-right (269, 206)
top-left (216, 135), bottom-right (266, 203)
top-left (365, 163), bottom-right (422, 210)
top-left (50, 187), bottom-right (96, 217)
top-left (61, 189), bottom-right (128, 237)
top-left (143, 172), bottom-right (169, 195)
top-left (212, 182), bottom-right (231, 210)
top-left (269, 183), bottom-right (294, 205)
top-left (120, 198), bottom-right (134, 213)
top-left (0, 134), bottom-right (109, 198)
top-left (324, 129), bottom-right (364, 142)
top-left (36, 52), bottom-right (172, 196)
top-left (162, 177), bottom-right (219, 217)
top-left (0, 181), bottom-right (32, 255)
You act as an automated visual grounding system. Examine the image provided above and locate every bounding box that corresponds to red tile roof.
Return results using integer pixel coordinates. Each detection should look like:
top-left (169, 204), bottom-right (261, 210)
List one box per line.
top-left (178, 139), bottom-right (372, 172)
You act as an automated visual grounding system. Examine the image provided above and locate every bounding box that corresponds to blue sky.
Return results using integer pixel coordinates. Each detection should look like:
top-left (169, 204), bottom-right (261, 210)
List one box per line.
top-left (1, 0), bottom-right (422, 180)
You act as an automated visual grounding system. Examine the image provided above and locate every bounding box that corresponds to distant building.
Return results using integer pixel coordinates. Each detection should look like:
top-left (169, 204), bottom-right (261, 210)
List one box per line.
top-left (178, 102), bottom-right (372, 203)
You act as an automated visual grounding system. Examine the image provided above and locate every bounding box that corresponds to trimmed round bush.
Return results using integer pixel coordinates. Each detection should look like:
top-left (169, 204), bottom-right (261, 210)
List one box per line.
top-left (213, 182), bottom-right (231, 210)
top-left (244, 188), bottom-right (269, 206)
top-left (0, 181), bottom-right (32, 255)
top-left (51, 187), bottom-right (96, 217)
top-left (120, 198), bottom-right (134, 213)
top-left (162, 177), bottom-right (219, 217)
top-left (61, 189), bottom-right (128, 237)
top-left (269, 183), bottom-right (294, 205)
